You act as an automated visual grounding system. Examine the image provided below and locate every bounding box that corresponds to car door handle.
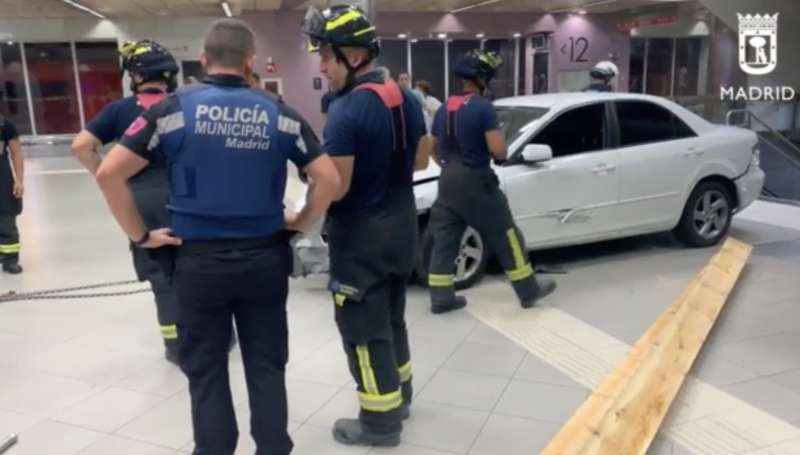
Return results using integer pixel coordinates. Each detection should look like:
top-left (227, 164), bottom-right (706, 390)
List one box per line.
top-left (683, 147), bottom-right (704, 157)
top-left (592, 163), bottom-right (617, 174)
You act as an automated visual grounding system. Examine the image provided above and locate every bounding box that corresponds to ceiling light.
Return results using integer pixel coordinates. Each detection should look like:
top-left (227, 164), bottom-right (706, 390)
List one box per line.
top-left (437, 33), bottom-right (447, 39)
top-left (410, 38), bottom-right (419, 43)
top-left (551, 0), bottom-right (615, 13)
top-left (398, 33), bottom-right (408, 39)
top-left (476, 32), bottom-right (485, 38)
top-left (60, 0), bottom-right (105, 19)
top-left (513, 32), bottom-right (521, 38)
top-left (6, 41), bottom-right (14, 45)
top-left (451, 0), bottom-right (505, 14)
top-left (221, 1), bottom-right (233, 17)
top-left (578, 9), bottom-right (587, 14)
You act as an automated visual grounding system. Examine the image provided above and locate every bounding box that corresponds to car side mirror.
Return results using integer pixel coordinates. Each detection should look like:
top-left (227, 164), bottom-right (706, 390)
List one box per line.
top-left (521, 144), bottom-right (553, 163)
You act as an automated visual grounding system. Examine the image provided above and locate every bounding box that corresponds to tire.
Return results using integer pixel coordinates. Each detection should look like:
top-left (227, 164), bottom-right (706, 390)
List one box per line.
top-left (415, 223), bottom-right (489, 290)
top-left (674, 180), bottom-right (734, 247)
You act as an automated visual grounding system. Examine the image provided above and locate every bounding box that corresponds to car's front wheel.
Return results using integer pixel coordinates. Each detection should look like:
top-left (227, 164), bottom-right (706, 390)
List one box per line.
top-left (674, 180), bottom-right (734, 247)
top-left (416, 223), bottom-right (489, 290)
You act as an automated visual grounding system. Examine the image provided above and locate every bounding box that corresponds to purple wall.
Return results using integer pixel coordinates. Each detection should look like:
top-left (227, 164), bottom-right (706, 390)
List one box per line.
top-left (242, 11), bottom-right (630, 133)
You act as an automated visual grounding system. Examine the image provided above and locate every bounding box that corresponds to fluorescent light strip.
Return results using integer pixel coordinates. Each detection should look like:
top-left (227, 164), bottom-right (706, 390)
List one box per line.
top-left (60, 0), bottom-right (105, 19)
top-left (551, 0), bottom-right (616, 14)
top-left (221, 1), bottom-right (233, 17)
top-left (451, 0), bottom-right (505, 14)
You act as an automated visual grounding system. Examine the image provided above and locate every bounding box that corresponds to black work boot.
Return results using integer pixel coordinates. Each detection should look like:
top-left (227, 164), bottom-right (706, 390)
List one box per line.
top-left (520, 278), bottom-right (557, 308)
top-left (2, 262), bottom-right (22, 274)
top-left (332, 419), bottom-right (401, 447)
top-left (431, 296), bottom-right (468, 314)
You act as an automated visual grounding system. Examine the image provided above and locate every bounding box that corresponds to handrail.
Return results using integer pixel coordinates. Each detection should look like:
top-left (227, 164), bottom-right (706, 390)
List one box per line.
top-left (726, 108), bottom-right (800, 160)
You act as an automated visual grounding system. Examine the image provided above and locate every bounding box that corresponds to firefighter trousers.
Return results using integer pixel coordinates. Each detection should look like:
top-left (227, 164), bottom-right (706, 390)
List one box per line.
top-left (428, 164), bottom-right (538, 304)
top-left (0, 215), bottom-right (19, 265)
top-left (333, 275), bottom-right (413, 435)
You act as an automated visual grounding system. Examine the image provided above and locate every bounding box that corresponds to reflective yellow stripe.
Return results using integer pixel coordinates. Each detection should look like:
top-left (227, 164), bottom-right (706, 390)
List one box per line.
top-left (356, 345), bottom-right (379, 395)
top-left (0, 243), bottom-right (20, 254)
top-left (325, 10), bottom-right (363, 31)
top-left (334, 293), bottom-right (346, 307)
top-left (398, 361), bottom-right (412, 383)
top-left (358, 389), bottom-right (403, 412)
top-left (428, 274), bottom-right (454, 287)
top-left (353, 26), bottom-right (375, 36)
top-left (160, 324), bottom-right (178, 340)
top-left (507, 263), bottom-right (534, 282)
top-left (506, 228), bottom-right (526, 268)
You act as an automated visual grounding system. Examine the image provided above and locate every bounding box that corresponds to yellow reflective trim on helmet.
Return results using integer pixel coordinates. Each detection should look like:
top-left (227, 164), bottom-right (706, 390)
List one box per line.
top-left (132, 46), bottom-right (152, 56)
top-left (325, 9), bottom-right (363, 31)
top-left (353, 26), bottom-right (376, 37)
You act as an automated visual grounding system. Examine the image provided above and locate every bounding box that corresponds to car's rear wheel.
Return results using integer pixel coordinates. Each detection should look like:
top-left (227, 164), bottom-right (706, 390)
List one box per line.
top-left (674, 180), bottom-right (733, 247)
top-left (416, 223), bottom-right (489, 290)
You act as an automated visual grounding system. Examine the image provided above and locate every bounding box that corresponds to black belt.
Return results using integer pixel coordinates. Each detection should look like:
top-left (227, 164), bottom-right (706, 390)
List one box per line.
top-left (177, 232), bottom-right (291, 257)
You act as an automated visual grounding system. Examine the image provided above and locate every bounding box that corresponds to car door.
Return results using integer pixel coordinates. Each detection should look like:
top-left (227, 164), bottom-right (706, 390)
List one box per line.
top-left (500, 102), bottom-right (621, 248)
top-left (613, 100), bottom-right (699, 231)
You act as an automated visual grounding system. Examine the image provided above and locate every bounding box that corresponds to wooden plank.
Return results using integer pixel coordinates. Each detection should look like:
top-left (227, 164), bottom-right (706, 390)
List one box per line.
top-left (539, 237), bottom-right (752, 455)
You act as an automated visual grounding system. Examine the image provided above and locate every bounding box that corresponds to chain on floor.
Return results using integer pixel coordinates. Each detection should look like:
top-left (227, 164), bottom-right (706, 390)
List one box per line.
top-left (0, 279), bottom-right (152, 303)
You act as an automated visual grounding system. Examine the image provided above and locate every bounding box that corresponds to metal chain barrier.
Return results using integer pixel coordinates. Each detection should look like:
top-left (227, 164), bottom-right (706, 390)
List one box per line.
top-left (0, 280), bottom-right (152, 304)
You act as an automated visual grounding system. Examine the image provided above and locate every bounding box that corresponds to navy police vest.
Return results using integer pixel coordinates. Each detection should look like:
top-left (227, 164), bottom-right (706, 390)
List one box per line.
top-left (161, 84), bottom-right (285, 240)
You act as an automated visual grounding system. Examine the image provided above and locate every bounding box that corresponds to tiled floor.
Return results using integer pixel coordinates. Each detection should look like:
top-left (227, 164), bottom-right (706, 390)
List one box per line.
top-left (1, 154), bottom-right (799, 454)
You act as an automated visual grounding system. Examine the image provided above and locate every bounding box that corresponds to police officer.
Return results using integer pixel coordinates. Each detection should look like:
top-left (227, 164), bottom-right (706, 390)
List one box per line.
top-left (303, 5), bottom-right (427, 447)
top-left (95, 19), bottom-right (340, 455)
top-left (584, 60), bottom-right (618, 92)
top-left (427, 49), bottom-right (556, 314)
top-left (0, 114), bottom-right (24, 274)
top-left (71, 40), bottom-right (184, 363)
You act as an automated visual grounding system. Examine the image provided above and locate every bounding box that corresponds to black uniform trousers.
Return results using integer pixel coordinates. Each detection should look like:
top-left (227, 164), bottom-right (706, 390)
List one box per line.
top-left (428, 162), bottom-right (538, 304)
top-left (327, 188), bottom-right (417, 435)
top-left (175, 240), bottom-right (293, 455)
top-left (0, 215), bottom-right (19, 266)
top-left (131, 174), bottom-right (180, 349)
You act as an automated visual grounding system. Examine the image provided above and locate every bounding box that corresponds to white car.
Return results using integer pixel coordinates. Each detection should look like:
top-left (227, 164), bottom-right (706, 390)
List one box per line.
top-left (295, 92), bottom-right (765, 288)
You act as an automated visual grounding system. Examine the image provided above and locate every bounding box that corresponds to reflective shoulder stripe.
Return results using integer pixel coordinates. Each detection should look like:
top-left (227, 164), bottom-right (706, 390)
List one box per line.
top-left (278, 115), bottom-right (301, 136)
top-left (149, 111), bottom-right (185, 150)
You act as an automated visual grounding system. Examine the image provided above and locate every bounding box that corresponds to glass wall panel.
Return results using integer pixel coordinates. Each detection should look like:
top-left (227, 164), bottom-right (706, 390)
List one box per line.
top-left (484, 39), bottom-right (515, 99)
top-left (629, 38), bottom-right (645, 93)
top-left (75, 42), bottom-right (122, 123)
top-left (0, 42), bottom-right (32, 134)
top-left (447, 39), bottom-right (480, 96)
top-left (24, 42), bottom-right (81, 134)
top-left (377, 39), bottom-right (407, 80)
top-left (410, 40), bottom-right (445, 101)
top-left (645, 38), bottom-right (673, 96)
top-left (674, 37), bottom-right (703, 96)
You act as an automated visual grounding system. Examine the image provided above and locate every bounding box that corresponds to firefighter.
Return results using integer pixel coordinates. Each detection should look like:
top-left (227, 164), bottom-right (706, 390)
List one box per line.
top-left (71, 39), bottom-right (185, 363)
top-left (0, 114), bottom-right (23, 274)
top-left (94, 19), bottom-right (339, 454)
top-left (584, 60), bottom-right (618, 92)
top-left (427, 49), bottom-right (557, 314)
top-left (303, 4), bottom-right (428, 446)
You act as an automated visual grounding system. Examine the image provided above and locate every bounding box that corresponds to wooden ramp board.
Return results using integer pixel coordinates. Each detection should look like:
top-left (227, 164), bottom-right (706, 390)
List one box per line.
top-left (539, 237), bottom-right (752, 455)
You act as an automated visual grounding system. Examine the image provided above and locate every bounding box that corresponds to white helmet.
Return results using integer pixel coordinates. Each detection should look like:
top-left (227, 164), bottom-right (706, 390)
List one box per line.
top-left (590, 61), bottom-right (618, 80)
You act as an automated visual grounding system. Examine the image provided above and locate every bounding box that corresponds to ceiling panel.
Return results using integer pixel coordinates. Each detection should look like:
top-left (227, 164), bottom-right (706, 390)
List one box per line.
top-left (0, 0), bottom-right (691, 18)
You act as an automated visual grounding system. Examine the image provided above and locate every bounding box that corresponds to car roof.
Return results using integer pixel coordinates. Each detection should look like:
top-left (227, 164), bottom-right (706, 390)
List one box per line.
top-left (494, 92), bottom-right (670, 110)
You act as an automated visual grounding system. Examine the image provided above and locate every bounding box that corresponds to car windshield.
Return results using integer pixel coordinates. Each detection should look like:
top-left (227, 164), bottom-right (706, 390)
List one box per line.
top-left (495, 105), bottom-right (549, 144)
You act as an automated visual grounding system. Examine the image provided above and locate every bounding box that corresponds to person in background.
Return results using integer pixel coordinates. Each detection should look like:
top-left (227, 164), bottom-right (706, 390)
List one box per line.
top-left (71, 40), bottom-right (185, 363)
top-left (584, 60), bottom-right (618, 92)
top-left (414, 80), bottom-right (441, 134)
top-left (0, 114), bottom-right (24, 274)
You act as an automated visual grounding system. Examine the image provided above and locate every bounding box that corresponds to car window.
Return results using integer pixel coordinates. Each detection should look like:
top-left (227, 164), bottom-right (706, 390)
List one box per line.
top-left (531, 103), bottom-right (607, 158)
top-left (495, 106), bottom-right (549, 145)
top-left (616, 100), bottom-right (696, 147)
